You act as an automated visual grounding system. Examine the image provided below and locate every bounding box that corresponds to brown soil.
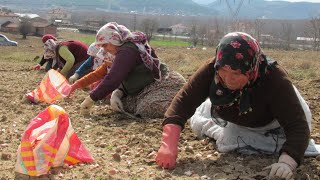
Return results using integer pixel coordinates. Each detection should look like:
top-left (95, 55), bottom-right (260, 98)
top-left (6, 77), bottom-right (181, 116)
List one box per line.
top-left (0, 34), bottom-right (319, 180)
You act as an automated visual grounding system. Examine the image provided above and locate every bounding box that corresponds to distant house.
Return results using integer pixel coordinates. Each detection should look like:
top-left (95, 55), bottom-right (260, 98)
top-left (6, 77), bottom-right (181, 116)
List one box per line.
top-left (15, 13), bottom-right (39, 19)
top-left (1, 18), bottom-right (57, 36)
top-left (169, 24), bottom-right (188, 35)
top-left (157, 27), bottom-right (172, 34)
top-left (84, 20), bottom-right (102, 27)
top-left (0, 11), bottom-right (19, 27)
top-left (297, 37), bottom-right (319, 42)
top-left (229, 22), bottom-right (254, 35)
top-left (31, 22), bottom-right (57, 36)
top-left (1, 21), bottom-right (19, 33)
top-left (29, 17), bottom-right (57, 36)
top-left (47, 8), bottom-right (71, 24)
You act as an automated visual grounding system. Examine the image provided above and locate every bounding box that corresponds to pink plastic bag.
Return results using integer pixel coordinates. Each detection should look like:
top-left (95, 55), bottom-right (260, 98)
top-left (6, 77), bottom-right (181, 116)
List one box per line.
top-left (25, 69), bottom-right (71, 104)
top-left (15, 105), bottom-right (94, 176)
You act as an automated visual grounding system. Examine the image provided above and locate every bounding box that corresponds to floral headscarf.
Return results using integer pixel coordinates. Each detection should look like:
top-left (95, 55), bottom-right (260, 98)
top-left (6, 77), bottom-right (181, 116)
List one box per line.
top-left (43, 39), bottom-right (56, 59)
top-left (95, 22), bottom-right (161, 81)
top-left (42, 34), bottom-right (57, 43)
top-left (209, 32), bottom-right (276, 119)
top-left (87, 43), bottom-right (101, 57)
top-left (87, 43), bottom-right (104, 70)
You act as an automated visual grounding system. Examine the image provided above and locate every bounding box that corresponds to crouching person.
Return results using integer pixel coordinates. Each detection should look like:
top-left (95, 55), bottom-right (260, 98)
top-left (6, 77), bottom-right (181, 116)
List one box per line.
top-left (156, 32), bottom-right (320, 179)
top-left (69, 22), bottom-right (186, 118)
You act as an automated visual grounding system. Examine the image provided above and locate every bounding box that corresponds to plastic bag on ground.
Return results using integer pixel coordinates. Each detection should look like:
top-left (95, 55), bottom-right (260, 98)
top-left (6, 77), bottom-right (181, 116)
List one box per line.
top-left (25, 69), bottom-right (71, 104)
top-left (15, 105), bottom-right (94, 176)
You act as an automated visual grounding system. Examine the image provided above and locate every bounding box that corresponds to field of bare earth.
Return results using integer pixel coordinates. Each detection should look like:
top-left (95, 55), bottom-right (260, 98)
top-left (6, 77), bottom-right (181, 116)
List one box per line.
top-left (0, 32), bottom-right (319, 180)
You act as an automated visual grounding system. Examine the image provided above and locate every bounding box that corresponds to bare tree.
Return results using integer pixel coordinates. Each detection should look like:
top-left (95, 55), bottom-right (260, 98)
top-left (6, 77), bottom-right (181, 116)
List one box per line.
top-left (305, 16), bottom-right (320, 51)
top-left (281, 22), bottom-right (293, 50)
top-left (206, 17), bottom-right (223, 47)
top-left (2, 7), bottom-right (12, 13)
top-left (140, 18), bottom-right (158, 42)
top-left (254, 19), bottom-right (265, 42)
top-left (190, 20), bottom-right (199, 47)
top-left (198, 24), bottom-right (207, 46)
top-left (19, 17), bottom-right (32, 39)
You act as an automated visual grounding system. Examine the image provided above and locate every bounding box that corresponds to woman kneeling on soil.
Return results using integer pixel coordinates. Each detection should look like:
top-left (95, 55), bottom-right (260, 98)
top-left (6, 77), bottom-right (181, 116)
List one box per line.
top-left (156, 32), bottom-right (320, 179)
top-left (32, 34), bottom-right (59, 71)
top-left (69, 22), bottom-right (186, 118)
top-left (36, 38), bottom-right (90, 78)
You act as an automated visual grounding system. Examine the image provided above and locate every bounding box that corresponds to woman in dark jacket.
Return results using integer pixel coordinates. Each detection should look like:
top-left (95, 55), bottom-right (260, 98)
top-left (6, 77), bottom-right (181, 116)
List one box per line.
top-left (155, 32), bottom-right (318, 179)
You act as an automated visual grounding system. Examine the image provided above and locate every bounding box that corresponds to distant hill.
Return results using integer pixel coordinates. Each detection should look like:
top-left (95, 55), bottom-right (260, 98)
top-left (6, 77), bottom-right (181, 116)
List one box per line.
top-left (192, 0), bottom-right (215, 5)
top-left (0, 0), bottom-right (217, 16)
top-left (207, 0), bottom-right (320, 19)
top-left (1, 0), bottom-right (320, 19)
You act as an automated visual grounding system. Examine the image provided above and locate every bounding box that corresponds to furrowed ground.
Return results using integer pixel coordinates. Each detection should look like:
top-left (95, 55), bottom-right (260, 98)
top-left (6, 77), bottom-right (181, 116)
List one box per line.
top-left (0, 32), bottom-right (319, 179)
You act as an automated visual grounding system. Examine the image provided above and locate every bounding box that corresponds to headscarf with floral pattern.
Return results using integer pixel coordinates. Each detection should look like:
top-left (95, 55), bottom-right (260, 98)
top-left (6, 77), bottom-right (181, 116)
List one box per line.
top-left (95, 22), bottom-right (161, 81)
top-left (43, 39), bottom-right (56, 60)
top-left (209, 32), bottom-right (276, 119)
top-left (87, 43), bottom-right (104, 70)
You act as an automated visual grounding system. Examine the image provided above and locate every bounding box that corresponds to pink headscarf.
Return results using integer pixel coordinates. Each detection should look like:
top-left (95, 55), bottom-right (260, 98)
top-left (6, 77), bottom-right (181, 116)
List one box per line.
top-left (43, 39), bottom-right (56, 59)
top-left (95, 22), bottom-right (162, 81)
top-left (42, 34), bottom-right (57, 43)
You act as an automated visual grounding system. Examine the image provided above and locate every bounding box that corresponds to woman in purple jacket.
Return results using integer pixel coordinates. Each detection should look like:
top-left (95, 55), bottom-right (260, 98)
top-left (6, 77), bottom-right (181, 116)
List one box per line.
top-left (70, 22), bottom-right (186, 118)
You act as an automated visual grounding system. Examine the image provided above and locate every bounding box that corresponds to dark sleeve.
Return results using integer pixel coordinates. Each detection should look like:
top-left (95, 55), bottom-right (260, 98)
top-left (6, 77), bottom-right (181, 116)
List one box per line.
top-left (90, 47), bottom-right (141, 101)
top-left (151, 47), bottom-right (158, 58)
top-left (268, 66), bottom-right (310, 165)
top-left (75, 56), bottom-right (94, 76)
top-left (163, 59), bottom-right (215, 129)
top-left (39, 55), bottom-right (47, 66)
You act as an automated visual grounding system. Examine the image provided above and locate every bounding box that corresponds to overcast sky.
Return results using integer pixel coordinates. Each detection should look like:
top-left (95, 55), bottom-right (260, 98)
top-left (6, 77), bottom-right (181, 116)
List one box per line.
top-left (267, 0), bottom-right (320, 2)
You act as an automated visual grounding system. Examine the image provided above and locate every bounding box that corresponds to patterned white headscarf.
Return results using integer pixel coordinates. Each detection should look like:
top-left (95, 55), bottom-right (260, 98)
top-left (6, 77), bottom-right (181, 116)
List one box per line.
top-left (95, 22), bottom-right (162, 81)
top-left (95, 48), bottom-right (115, 71)
top-left (87, 43), bottom-right (101, 56)
top-left (87, 43), bottom-right (105, 70)
top-left (43, 39), bottom-right (56, 59)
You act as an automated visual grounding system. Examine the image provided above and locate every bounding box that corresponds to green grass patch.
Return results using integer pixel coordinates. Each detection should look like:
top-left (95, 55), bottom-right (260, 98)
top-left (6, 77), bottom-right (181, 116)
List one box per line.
top-left (59, 32), bottom-right (95, 45)
top-left (150, 38), bottom-right (189, 47)
top-left (76, 36), bottom-right (95, 45)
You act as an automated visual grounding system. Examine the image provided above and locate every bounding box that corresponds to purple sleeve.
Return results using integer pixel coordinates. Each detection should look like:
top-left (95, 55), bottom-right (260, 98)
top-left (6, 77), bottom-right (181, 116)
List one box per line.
top-left (90, 47), bottom-right (141, 101)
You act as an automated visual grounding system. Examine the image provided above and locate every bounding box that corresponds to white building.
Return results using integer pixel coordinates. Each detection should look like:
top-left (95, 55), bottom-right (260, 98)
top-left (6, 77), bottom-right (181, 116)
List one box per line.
top-left (47, 8), bottom-right (71, 24)
top-left (169, 24), bottom-right (189, 35)
top-left (0, 11), bottom-right (19, 26)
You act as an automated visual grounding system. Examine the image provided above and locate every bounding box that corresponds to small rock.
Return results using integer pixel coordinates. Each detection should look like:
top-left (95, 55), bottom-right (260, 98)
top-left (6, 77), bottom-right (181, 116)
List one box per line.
top-left (195, 153), bottom-right (202, 159)
top-left (108, 169), bottom-right (117, 175)
top-left (127, 160), bottom-right (132, 167)
top-left (185, 146), bottom-right (194, 154)
top-left (135, 153), bottom-right (140, 158)
top-left (112, 153), bottom-right (121, 162)
top-left (0, 116), bottom-right (7, 122)
top-left (147, 151), bottom-right (157, 159)
top-left (201, 175), bottom-right (210, 180)
top-left (316, 155), bottom-right (320, 161)
top-left (144, 128), bottom-right (160, 137)
top-left (137, 167), bottom-right (145, 172)
top-left (58, 173), bottom-right (63, 178)
top-left (1, 153), bottom-right (11, 160)
top-left (99, 143), bottom-right (107, 148)
top-left (184, 170), bottom-right (193, 176)
top-left (115, 147), bottom-right (121, 153)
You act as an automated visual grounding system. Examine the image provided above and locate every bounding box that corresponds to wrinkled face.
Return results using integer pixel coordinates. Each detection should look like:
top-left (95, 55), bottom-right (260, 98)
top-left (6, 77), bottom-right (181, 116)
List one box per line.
top-left (217, 66), bottom-right (249, 90)
top-left (101, 43), bottom-right (118, 55)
